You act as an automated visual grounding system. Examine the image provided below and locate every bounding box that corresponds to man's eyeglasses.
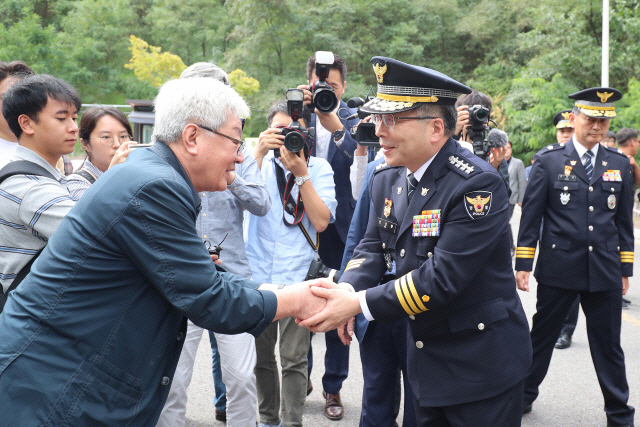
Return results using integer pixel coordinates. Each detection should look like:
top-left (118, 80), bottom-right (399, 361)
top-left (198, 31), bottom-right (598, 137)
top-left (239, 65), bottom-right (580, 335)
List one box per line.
top-left (371, 114), bottom-right (437, 129)
top-left (197, 124), bottom-right (245, 156)
top-left (93, 134), bottom-right (133, 146)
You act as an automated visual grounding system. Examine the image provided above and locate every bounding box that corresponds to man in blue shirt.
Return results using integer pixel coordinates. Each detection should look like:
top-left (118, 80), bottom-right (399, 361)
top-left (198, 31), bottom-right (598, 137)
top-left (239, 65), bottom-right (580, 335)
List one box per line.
top-left (0, 77), bottom-right (327, 426)
top-left (247, 100), bottom-right (337, 427)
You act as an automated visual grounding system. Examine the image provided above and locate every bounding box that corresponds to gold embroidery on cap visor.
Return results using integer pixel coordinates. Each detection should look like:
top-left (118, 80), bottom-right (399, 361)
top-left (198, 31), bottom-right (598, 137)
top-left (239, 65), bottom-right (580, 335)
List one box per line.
top-left (394, 272), bottom-right (428, 316)
top-left (621, 251), bottom-right (634, 263)
top-left (575, 103), bottom-right (617, 118)
top-left (556, 121), bottom-right (572, 129)
top-left (516, 247), bottom-right (536, 259)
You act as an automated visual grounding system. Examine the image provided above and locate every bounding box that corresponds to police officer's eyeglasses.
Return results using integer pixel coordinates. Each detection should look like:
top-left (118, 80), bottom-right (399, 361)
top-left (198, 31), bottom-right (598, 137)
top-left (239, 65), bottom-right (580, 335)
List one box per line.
top-left (197, 124), bottom-right (245, 156)
top-left (93, 134), bottom-right (133, 146)
top-left (371, 114), bottom-right (437, 129)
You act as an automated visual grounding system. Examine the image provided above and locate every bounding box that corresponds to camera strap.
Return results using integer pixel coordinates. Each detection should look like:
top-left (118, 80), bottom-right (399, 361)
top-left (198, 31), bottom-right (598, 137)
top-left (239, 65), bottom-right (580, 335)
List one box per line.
top-left (274, 162), bottom-right (319, 251)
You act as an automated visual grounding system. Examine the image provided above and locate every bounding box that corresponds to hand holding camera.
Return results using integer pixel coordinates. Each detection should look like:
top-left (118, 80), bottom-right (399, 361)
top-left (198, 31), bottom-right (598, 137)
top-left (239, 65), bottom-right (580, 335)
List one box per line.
top-left (279, 145), bottom-right (308, 178)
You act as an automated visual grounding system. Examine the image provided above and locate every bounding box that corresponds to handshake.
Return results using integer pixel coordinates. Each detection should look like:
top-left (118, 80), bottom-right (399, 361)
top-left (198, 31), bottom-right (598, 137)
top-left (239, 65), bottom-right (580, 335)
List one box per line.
top-left (267, 279), bottom-right (363, 346)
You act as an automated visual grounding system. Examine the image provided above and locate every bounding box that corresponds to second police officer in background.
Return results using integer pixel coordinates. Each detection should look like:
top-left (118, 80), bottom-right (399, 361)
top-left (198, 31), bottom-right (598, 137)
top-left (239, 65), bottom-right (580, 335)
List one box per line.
top-left (516, 88), bottom-right (635, 427)
top-left (300, 56), bottom-right (532, 426)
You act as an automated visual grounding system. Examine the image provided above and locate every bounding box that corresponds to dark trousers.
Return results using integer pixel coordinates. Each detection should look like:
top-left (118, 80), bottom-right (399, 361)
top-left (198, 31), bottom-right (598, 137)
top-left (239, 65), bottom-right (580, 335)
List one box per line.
top-left (359, 318), bottom-right (417, 427)
top-left (307, 224), bottom-right (350, 395)
top-left (524, 283), bottom-right (634, 426)
top-left (508, 203), bottom-right (516, 249)
top-left (413, 379), bottom-right (524, 427)
top-left (559, 296), bottom-right (580, 337)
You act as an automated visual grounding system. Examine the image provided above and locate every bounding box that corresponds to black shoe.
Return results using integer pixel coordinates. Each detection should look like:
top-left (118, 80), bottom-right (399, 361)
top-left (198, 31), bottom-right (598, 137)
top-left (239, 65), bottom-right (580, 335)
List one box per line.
top-left (215, 409), bottom-right (226, 422)
top-left (522, 404), bottom-right (532, 415)
top-left (623, 300), bottom-right (630, 309)
top-left (555, 333), bottom-right (572, 349)
top-left (307, 379), bottom-right (313, 396)
top-left (623, 297), bottom-right (631, 304)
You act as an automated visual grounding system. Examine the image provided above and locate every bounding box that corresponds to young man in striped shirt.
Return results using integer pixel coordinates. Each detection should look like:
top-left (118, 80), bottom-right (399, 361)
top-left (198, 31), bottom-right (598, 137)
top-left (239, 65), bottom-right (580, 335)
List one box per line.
top-left (0, 74), bottom-right (80, 294)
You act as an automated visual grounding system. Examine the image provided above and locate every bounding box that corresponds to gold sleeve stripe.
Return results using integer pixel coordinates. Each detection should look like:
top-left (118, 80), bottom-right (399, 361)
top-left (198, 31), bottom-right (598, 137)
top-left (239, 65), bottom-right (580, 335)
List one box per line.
top-left (344, 258), bottom-right (365, 272)
top-left (400, 275), bottom-right (421, 315)
top-left (516, 247), bottom-right (536, 253)
top-left (395, 280), bottom-right (416, 315)
top-left (516, 254), bottom-right (535, 259)
top-left (621, 252), bottom-right (634, 257)
top-left (405, 272), bottom-right (428, 312)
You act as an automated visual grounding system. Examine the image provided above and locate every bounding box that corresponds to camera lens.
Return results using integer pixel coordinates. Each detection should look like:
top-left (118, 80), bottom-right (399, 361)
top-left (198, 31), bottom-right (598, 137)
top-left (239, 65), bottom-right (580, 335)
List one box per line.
top-left (314, 89), bottom-right (338, 113)
top-left (284, 131), bottom-right (306, 154)
top-left (473, 108), bottom-right (488, 121)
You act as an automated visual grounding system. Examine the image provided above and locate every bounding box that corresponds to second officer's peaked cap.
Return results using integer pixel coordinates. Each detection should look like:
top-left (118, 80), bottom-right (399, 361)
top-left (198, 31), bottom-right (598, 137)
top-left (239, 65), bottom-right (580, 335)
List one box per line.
top-left (568, 87), bottom-right (622, 119)
top-left (553, 110), bottom-right (573, 129)
top-left (361, 56), bottom-right (472, 114)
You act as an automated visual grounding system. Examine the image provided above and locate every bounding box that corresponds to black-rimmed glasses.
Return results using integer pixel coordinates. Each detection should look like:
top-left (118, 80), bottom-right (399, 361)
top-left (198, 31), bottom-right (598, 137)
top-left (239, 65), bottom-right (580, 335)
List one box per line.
top-left (197, 124), bottom-right (245, 156)
top-left (371, 114), bottom-right (437, 129)
top-left (93, 134), bottom-right (134, 146)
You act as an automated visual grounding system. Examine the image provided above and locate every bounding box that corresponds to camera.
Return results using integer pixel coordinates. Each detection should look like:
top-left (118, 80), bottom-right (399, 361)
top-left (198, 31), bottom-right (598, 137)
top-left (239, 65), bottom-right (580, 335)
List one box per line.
top-left (347, 96), bottom-right (380, 147)
top-left (308, 51), bottom-right (338, 114)
top-left (274, 89), bottom-right (315, 158)
top-left (465, 105), bottom-right (491, 161)
top-left (305, 258), bottom-right (341, 283)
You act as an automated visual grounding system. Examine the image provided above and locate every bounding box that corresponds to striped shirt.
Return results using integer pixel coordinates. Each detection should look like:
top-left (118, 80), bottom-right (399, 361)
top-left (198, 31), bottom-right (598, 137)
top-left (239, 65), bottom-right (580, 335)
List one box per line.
top-left (0, 146), bottom-right (76, 292)
top-left (66, 157), bottom-right (103, 200)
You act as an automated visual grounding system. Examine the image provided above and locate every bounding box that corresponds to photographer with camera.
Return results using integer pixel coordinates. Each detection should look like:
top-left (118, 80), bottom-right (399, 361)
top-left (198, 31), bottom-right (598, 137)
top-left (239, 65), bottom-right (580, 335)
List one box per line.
top-left (297, 51), bottom-right (357, 419)
top-left (248, 96), bottom-right (337, 427)
top-left (454, 90), bottom-right (511, 197)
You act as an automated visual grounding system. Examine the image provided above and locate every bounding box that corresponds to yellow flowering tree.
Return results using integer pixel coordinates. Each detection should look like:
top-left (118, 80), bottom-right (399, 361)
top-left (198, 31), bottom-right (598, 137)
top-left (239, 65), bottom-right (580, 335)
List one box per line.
top-left (125, 35), bottom-right (186, 87)
top-left (228, 69), bottom-right (260, 98)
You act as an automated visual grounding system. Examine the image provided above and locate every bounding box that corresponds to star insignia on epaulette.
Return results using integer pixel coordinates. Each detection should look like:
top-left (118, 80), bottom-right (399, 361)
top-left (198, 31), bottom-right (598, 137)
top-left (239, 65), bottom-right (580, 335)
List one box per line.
top-left (546, 145), bottom-right (554, 150)
top-left (375, 162), bottom-right (387, 170)
top-left (449, 155), bottom-right (475, 174)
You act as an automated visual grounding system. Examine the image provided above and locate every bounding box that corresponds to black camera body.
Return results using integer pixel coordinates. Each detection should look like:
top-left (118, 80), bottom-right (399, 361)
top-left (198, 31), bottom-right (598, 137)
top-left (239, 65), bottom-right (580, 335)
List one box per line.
top-left (355, 122), bottom-right (379, 147)
top-left (273, 89), bottom-right (315, 158)
top-left (465, 105), bottom-right (492, 161)
top-left (305, 258), bottom-right (341, 283)
top-left (308, 51), bottom-right (338, 114)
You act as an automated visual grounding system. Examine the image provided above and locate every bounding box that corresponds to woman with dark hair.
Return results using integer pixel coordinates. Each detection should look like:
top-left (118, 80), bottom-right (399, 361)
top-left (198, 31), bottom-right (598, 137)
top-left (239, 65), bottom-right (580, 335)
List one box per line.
top-left (67, 106), bottom-right (136, 199)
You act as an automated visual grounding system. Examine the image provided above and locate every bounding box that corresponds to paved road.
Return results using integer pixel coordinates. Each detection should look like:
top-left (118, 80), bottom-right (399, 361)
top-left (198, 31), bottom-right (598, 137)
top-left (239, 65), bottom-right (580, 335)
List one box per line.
top-left (184, 206), bottom-right (640, 426)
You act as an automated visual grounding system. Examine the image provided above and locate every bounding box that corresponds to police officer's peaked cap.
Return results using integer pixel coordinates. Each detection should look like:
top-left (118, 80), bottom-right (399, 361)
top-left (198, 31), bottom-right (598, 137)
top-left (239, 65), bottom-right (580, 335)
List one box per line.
top-left (361, 56), bottom-right (472, 114)
top-left (568, 87), bottom-right (622, 119)
top-left (553, 110), bottom-right (573, 129)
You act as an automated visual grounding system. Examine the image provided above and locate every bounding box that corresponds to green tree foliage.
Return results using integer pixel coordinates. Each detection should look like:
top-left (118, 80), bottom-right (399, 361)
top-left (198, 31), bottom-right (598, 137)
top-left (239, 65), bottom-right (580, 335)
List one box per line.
top-left (1, 0), bottom-right (640, 149)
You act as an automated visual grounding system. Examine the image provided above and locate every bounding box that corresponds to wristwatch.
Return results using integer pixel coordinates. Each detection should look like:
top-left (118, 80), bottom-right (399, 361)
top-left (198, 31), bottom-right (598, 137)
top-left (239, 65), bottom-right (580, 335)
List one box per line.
top-left (333, 126), bottom-right (345, 141)
top-left (294, 174), bottom-right (311, 186)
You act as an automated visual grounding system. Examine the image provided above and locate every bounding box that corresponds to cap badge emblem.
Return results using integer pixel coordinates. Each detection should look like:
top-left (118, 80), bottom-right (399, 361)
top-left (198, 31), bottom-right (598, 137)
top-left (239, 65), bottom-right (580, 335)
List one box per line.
top-left (561, 112), bottom-right (571, 120)
top-left (597, 91), bottom-right (614, 103)
top-left (373, 63), bottom-right (387, 84)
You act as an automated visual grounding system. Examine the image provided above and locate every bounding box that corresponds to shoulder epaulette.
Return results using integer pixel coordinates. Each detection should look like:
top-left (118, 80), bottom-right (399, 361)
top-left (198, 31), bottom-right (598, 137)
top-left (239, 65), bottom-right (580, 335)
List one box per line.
top-left (604, 145), bottom-right (629, 158)
top-left (446, 154), bottom-right (481, 179)
top-left (538, 142), bottom-right (566, 155)
top-left (373, 162), bottom-right (398, 175)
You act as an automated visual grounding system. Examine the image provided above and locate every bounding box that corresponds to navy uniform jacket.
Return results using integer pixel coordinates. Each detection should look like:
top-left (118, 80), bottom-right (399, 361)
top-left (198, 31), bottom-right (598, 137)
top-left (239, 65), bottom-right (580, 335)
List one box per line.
top-left (311, 99), bottom-right (357, 243)
top-left (516, 139), bottom-right (634, 290)
top-left (340, 138), bottom-right (532, 407)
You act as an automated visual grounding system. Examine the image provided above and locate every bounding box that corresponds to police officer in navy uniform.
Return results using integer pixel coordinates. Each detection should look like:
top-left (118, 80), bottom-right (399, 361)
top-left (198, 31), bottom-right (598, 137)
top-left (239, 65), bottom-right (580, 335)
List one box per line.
top-left (516, 88), bottom-right (635, 427)
top-left (300, 56), bottom-right (532, 427)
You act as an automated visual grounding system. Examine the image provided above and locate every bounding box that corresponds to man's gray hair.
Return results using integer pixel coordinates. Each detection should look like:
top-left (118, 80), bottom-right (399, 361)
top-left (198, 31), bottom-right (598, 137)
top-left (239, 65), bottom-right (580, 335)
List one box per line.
top-left (180, 62), bottom-right (230, 85)
top-left (152, 77), bottom-right (250, 143)
top-left (487, 128), bottom-right (508, 148)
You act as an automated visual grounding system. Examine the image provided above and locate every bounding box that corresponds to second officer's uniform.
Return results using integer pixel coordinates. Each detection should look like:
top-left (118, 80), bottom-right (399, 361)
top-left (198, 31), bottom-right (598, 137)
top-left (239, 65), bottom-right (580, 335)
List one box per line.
top-left (339, 57), bottom-right (532, 426)
top-left (516, 88), bottom-right (635, 426)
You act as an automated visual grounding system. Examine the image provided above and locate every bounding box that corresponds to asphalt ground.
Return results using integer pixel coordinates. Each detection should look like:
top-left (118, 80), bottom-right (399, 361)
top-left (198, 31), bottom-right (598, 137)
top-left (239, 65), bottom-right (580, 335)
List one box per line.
top-left (184, 206), bottom-right (640, 426)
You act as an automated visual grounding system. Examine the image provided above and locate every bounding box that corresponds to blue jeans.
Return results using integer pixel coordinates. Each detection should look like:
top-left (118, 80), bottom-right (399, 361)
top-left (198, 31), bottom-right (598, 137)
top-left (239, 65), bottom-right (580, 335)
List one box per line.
top-left (209, 331), bottom-right (227, 411)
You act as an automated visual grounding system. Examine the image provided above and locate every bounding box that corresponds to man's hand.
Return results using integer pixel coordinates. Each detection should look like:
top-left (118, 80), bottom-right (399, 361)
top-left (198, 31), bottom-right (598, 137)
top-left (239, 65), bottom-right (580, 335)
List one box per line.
top-left (255, 128), bottom-right (284, 158)
top-left (623, 276), bottom-right (630, 295)
top-left (279, 146), bottom-right (309, 178)
top-left (315, 110), bottom-right (343, 136)
top-left (489, 146), bottom-right (506, 170)
top-left (455, 105), bottom-right (469, 138)
top-left (298, 281), bottom-right (362, 332)
top-left (515, 271), bottom-right (530, 292)
top-left (337, 317), bottom-right (355, 346)
top-left (264, 280), bottom-right (329, 321)
top-left (296, 84), bottom-right (314, 106)
top-left (209, 254), bottom-right (222, 265)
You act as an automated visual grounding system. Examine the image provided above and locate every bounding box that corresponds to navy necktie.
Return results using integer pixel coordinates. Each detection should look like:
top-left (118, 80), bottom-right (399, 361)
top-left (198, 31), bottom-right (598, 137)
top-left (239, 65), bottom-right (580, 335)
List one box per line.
top-left (584, 149), bottom-right (594, 181)
top-left (407, 173), bottom-right (418, 202)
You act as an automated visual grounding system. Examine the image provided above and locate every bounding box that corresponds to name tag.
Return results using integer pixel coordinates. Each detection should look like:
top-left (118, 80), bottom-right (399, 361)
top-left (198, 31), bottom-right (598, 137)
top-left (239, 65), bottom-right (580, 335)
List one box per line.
top-left (376, 218), bottom-right (398, 234)
top-left (557, 174), bottom-right (577, 181)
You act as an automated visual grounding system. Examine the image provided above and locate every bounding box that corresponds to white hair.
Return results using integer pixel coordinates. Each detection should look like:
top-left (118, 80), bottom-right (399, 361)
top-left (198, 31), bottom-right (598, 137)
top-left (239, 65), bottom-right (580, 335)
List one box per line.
top-left (487, 128), bottom-right (508, 148)
top-left (180, 62), bottom-right (230, 85)
top-left (152, 77), bottom-right (250, 143)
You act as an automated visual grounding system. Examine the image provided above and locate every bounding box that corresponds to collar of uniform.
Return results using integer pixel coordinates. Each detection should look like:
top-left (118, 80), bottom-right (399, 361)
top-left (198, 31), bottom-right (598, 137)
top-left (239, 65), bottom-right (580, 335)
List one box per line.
top-left (12, 145), bottom-right (65, 181)
top-left (571, 138), bottom-right (599, 163)
top-left (151, 142), bottom-right (202, 215)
